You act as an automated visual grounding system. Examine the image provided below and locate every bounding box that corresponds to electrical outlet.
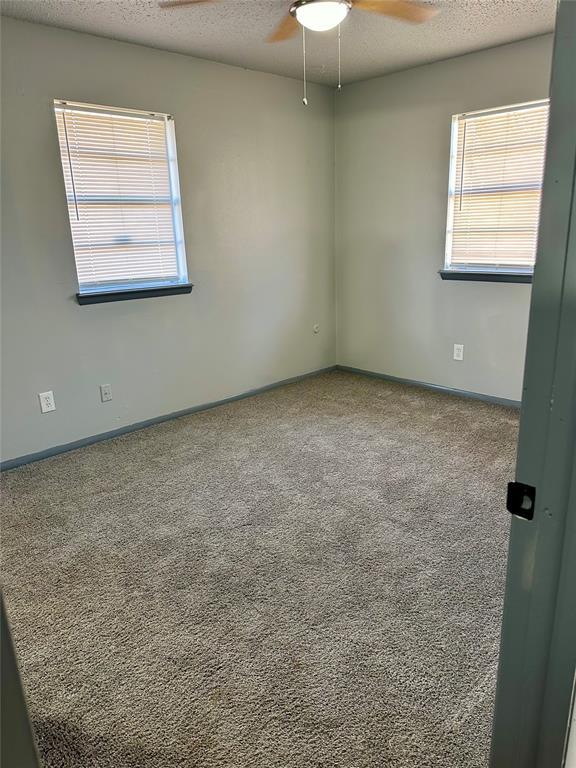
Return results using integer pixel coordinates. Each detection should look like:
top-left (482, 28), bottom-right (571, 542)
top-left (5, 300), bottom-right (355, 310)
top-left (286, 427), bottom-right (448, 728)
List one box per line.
top-left (38, 391), bottom-right (56, 413)
top-left (313, 323), bottom-right (320, 334)
top-left (100, 384), bottom-right (113, 403)
top-left (453, 343), bottom-right (464, 361)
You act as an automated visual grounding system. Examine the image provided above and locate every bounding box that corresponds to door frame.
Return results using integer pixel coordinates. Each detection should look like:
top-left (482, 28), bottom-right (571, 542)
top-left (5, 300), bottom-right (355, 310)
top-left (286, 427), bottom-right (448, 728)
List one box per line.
top-left (1, 597), bottom-right (41, 768)
top-left (490, 2), bottom-right (576, 766)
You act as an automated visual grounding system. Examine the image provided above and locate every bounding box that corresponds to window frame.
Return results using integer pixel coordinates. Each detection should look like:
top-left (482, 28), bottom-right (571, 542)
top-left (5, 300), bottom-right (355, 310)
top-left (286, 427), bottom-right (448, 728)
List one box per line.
top-left (441, 98), bottom-right (549, 284)
top-left (54, 100), bottom-right (192, 304)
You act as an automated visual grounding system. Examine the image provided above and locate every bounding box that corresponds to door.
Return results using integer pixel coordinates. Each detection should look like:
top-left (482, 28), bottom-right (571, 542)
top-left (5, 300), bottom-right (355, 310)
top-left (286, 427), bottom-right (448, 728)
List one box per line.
top-left (1, 596), bottom-right (40, 768)
top-left (490, 2), bottom-right (576, 766)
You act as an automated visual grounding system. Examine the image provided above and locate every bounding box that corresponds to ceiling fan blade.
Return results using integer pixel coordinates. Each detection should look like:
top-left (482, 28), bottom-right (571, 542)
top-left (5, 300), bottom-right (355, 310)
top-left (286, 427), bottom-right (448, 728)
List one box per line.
top-left (267, 13), bottom-right (299, 43)
top-left (159, 0), bottom-right (217, 8)
top-left (353, 0), bottom-right (438, 23)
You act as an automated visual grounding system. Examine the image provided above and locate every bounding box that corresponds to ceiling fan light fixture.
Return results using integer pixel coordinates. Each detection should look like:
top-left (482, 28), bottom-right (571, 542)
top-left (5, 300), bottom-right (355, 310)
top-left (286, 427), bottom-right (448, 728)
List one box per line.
top-left (291, 0), bottom-right (351, 33)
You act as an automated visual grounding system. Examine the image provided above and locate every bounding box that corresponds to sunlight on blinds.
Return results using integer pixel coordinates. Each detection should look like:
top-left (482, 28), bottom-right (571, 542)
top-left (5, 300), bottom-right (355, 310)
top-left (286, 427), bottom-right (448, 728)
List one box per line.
top-left (54, 101), bottom-right (188, 294)
top-left (445, 100), bottom-right (549, 273)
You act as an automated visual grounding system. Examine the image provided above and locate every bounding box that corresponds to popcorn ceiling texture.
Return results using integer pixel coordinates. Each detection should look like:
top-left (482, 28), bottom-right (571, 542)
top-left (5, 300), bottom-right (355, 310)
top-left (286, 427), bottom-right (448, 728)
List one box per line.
top-left (0, 0), bottom-right (555, 85)
top-left (2, 371), bottom-right (518, 767)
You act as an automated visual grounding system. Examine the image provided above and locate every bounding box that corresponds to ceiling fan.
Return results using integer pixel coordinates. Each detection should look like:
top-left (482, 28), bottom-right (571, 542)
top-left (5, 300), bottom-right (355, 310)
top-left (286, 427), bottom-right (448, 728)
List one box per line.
top-left (158, 0), bottom-right (439, 41)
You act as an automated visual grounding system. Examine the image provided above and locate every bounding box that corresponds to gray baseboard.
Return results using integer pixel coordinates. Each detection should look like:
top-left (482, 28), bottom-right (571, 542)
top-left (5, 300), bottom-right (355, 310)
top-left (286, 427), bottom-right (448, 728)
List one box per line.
top-left (1, 366), bottom-right (337, 471)
top-left (335, 365), bottom-right (522, 409)
top-left (2, 363), bottom-right (520, 471)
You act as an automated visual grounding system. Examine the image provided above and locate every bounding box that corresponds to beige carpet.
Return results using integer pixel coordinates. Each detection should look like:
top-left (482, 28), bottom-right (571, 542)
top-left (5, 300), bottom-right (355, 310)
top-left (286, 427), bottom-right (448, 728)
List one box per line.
top-left (2, 371), bottom-right (518, 768)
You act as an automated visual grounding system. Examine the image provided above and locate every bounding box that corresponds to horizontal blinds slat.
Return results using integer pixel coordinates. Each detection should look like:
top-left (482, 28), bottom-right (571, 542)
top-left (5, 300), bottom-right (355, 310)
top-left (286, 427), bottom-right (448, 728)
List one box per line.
top-left (447, 100), bottom-right (548, 271)
top-left (55, 103), bottom-right (182, 289)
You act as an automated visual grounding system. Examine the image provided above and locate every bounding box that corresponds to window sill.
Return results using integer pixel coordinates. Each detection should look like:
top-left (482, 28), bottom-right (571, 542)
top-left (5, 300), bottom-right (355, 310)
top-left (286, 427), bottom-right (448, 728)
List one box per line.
top-left (76, 284), bottom-right (193, 305)
top-left (439, 270), bottom-right (532, 284)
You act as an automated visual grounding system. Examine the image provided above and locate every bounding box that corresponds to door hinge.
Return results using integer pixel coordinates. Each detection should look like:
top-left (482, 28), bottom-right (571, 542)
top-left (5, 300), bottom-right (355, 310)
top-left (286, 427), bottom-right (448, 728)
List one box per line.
top-left (507, 481), bottom-right (536, 521)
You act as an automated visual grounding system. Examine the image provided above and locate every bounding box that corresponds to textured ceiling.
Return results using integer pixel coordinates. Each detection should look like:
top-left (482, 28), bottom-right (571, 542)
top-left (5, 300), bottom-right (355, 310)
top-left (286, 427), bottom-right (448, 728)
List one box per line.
top-left (0, 0), bottom-right (556, 85)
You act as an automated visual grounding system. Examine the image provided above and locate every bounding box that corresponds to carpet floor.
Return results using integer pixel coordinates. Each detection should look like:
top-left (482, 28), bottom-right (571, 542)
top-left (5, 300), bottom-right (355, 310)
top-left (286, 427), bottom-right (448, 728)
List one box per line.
top-left (2, 371), bottom-right (518, 768)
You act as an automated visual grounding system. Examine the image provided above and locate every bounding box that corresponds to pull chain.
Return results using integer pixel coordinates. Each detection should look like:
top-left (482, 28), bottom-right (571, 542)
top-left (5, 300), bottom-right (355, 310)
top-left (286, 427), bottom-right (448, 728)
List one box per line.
top-left (302, 26), bottom-right (308, 106)
top-left (338, 24), bottom-right (342, 92)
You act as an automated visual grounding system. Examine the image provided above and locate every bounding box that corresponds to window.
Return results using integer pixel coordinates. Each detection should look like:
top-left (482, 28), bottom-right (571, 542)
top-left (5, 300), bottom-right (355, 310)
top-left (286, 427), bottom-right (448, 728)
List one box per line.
top-left (54, 100), bottom-right (191, 303)
top-left (443, 99), bottom-right (549, 282)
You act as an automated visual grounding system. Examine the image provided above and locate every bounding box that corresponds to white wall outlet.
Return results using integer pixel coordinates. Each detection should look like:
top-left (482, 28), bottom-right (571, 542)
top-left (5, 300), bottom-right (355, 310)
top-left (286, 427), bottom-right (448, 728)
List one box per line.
top-left (100, 384), bottom-right (113, 403)
top-left (453, 343), bottom-right (464, 361)
top-left (313, 323), bottom-right (320, 334)
top-left (38, 391), bottom-right (56, 413)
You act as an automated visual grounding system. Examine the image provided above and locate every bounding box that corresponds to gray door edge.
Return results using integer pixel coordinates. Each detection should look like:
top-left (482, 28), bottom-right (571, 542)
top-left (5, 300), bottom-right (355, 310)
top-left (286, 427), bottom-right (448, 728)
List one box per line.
top-left (490, 2), bottom-right (576, 766)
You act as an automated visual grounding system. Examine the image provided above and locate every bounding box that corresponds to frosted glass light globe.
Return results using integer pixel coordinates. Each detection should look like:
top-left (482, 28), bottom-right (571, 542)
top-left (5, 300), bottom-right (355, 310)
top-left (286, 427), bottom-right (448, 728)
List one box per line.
top-left (295, 1), bottom-right (350, 32)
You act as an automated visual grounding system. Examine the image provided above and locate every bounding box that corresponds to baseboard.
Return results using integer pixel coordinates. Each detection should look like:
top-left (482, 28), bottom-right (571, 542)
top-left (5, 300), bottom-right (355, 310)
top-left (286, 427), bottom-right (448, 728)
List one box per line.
top-left (1, 366), bottom-right (337, 471)
top-left (336, 365), bottom-right (522, 409)
top-left (1, 364), bottom-right (519, 471)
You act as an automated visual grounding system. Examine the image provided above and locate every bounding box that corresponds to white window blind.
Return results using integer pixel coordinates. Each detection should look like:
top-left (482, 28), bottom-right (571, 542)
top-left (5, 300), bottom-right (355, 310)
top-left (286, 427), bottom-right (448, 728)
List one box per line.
top-left (54, 100), bottom-right (188, 296)
top-left (445, 99), bottom-right (549, 274)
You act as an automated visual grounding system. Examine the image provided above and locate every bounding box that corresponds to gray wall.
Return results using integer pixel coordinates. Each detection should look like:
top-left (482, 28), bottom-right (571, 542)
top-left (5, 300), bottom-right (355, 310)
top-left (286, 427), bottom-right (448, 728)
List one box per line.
top-left (1, 22), bottom-right (556, 463)
top-left (335, 35), bottom-right (553, 402)
top-left (1, 18), bottom-right (336, 462)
